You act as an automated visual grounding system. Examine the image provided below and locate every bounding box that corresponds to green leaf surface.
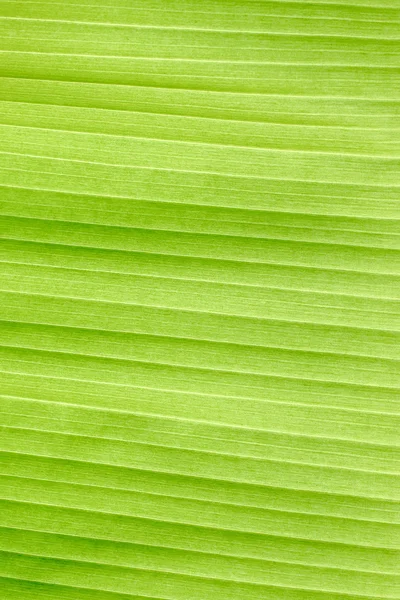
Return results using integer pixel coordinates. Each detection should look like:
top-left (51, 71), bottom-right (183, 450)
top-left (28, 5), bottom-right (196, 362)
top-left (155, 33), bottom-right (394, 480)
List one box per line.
top-left (0, 1), bottom-right (399, 598)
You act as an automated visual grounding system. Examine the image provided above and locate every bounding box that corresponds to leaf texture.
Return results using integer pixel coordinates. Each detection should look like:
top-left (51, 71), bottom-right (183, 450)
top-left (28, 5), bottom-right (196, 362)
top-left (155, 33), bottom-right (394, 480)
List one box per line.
top-left (0, 1), bottom-right (399, 599)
